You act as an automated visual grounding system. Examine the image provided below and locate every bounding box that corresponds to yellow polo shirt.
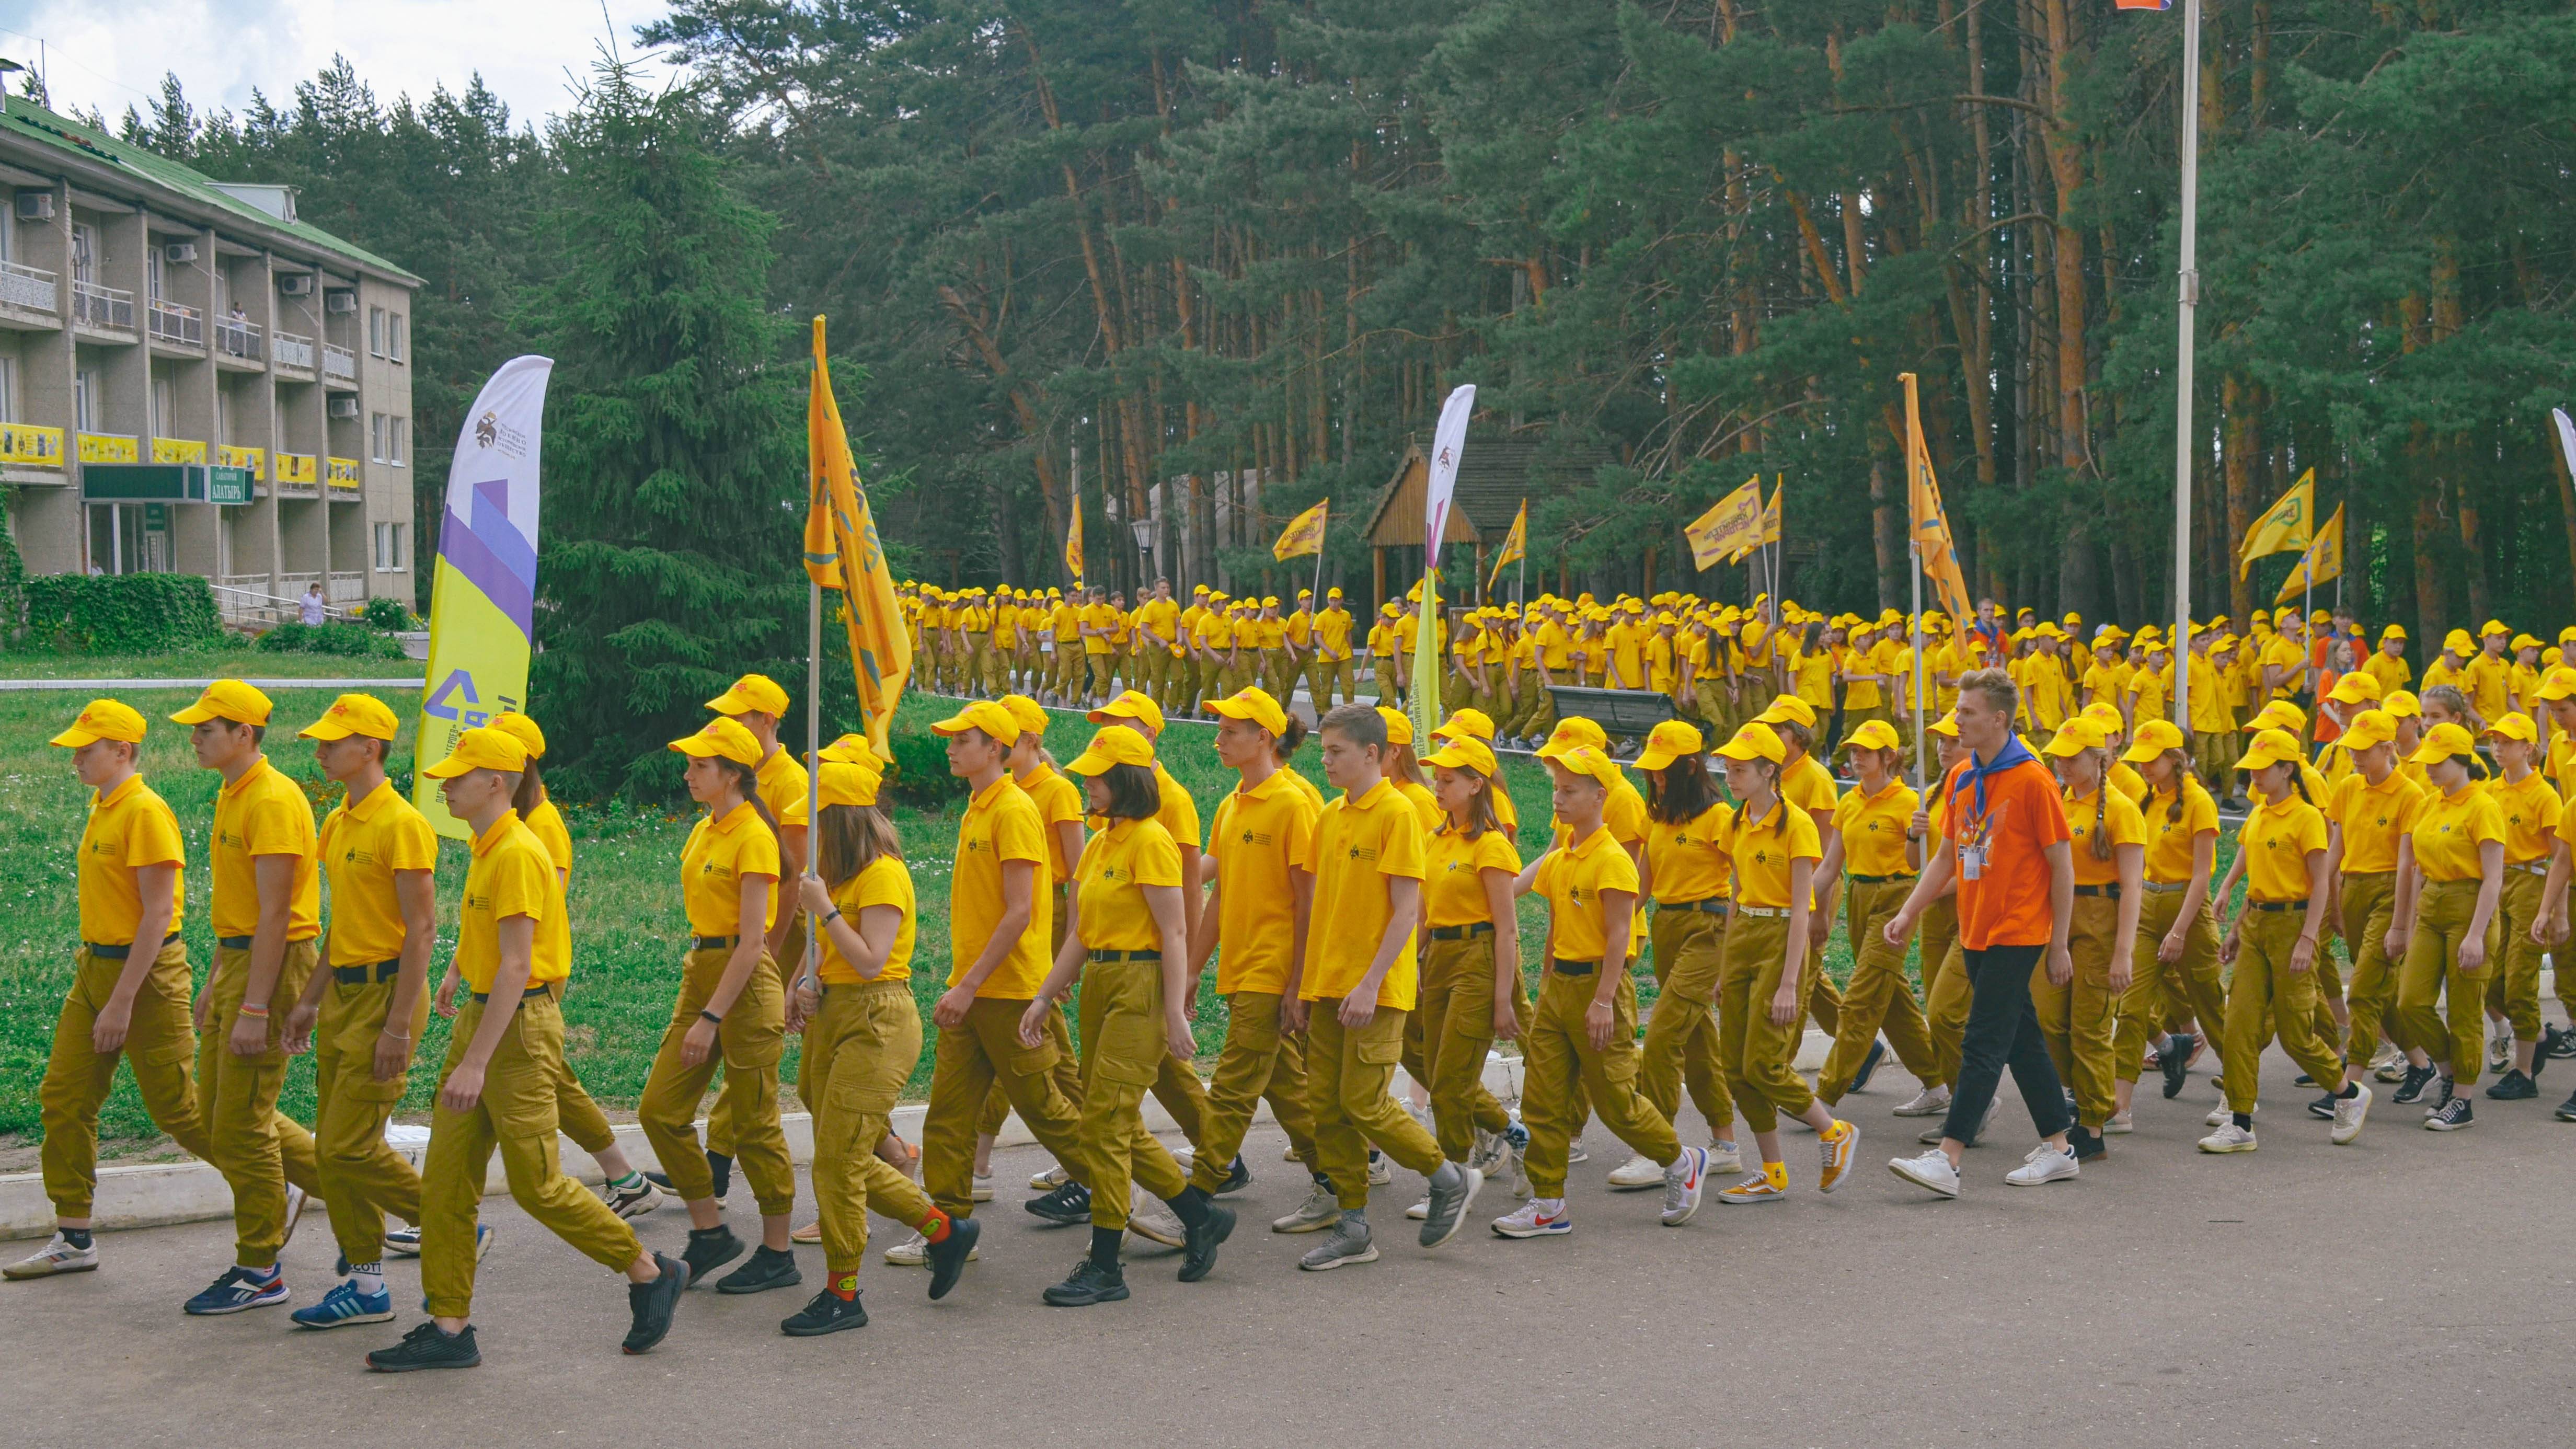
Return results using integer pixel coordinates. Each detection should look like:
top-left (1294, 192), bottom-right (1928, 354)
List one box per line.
top-left (1150, 762), bottom-right (1202, 853)
top-left (950, 775), bottom-right (1053, 997)
top-left (1395, 777), bottom-right (1441, 833)
top-left (1296, 778), bottom-right (1427, 1008)
top-left (2329, 768), bottom-right (2424, 875)
top-left (2063, 785), bottom-right (2147, 888)
top-left (1318, 607), bottom-right (1353, 659)
top-left (818, 855), bottom-right (915, 984)
top-left (1080, 602), bottom-right (1117, 656)
top-left (1782, 754), bottom-right (1839, 826)
top-left (2488, 770), bottom-right (2561, 866)
top-left (1833, 779), bottom-right (1919, 878)
top-left (1017, 762), bottom-right (1087, 883)
top-left (681, 800), bottom-right (781, 937)
top-left (1643, 799), bottom-right (1732, 904)
top-left (317, 780), bottom-right (440, 966)
top-left (77, 774), bottom-right (186, 947)
top-left (1424, 823), bottom-right (1521, 929)
top-left (1206, 772), bottom-right (1319, 995)
top-left (755, 747), bottom-right (811, 828)
top-left (211, 756), bottom-right (320, 942)
top-left (1537, 823), bottom-right (1640, 962)
top-left (2463, 653), bottom-right (2514, 723)
top-left (2140, 779), bottom-right (2218, 884)
top-left (1073, 817), bottom-right (1183, 954)
top-left (1137, 596), bottom-right (1182, 656)
top-left (456, 812), bottom-right (570, 994)
top-left (2239, 794), bottom-right (2328, 901)
top-left (2410, 783), bottom-right (2504, 883)
top-left (2361, 649), bottom-right (2413, 697)
top-left (524, 794), bottom-right (574, 876)
top-left (1726, 797), bottom-right (1822, 911)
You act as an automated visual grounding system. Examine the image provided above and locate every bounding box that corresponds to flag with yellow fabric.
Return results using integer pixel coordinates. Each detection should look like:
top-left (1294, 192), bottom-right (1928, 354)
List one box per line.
top-left (2274, 502), bottom-right (2343, 605)
top-left (1685, 477), bottom-right (1763, 570)
top-left (1727, 479), bottom-right (1781, 563)
top-left (1488, 498), bottom-right (1527, 588)
top-left (803, 317), bottom-right (913, 756)
top-left (1271, 498), bottom-right (1329, 560)
top-left (1901, 372), bottom-right (1975, 623)
top-left (2238, 469), bottom-right (2314, 579)
top-left (1063, 493), bottom-right (1085, 589)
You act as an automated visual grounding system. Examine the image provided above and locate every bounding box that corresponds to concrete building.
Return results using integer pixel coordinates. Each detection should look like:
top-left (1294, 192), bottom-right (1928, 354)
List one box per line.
top-left (0, 93), bottom-right (421, 621)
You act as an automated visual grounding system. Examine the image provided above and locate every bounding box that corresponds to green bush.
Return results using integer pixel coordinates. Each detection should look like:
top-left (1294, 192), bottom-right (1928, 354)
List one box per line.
top-left (257, 620), bottom-right (407, 659)
top-left (20, 573), bottom-right (223, 653)
top-left (883, 728), bottom-right (965, 811)
top-left (361, 596), bottom-right (415, 631)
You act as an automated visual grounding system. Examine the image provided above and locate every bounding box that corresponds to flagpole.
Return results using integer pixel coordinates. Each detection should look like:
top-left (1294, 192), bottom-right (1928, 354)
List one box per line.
top-left (1910, 539), bottom-right (1926, 792)
top-left (2170, 0), bottom-right (2203, 732)
top-left (804, 319), bottom-right (827, 991)
top-left (1310, 503), bottom-right (1327, 605)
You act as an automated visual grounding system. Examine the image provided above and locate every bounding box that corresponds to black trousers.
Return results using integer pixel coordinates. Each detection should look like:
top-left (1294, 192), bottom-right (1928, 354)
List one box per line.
top-left (1939, 943), bottom-right (2072, 1145)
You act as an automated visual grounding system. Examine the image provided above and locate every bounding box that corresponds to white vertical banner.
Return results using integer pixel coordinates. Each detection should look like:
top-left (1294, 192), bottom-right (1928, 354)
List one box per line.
top-left (412, 355), bottom-right (550, 837)
top-left (1411, 383), bottom-right (1475, 743)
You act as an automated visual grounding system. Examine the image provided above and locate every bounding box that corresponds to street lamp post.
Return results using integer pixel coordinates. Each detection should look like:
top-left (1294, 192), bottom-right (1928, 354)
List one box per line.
top-left (2169, 0), bottom-right (2203, 730)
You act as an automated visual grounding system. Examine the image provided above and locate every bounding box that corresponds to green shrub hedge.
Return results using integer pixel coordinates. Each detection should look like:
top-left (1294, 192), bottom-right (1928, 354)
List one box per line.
top-left (884, 728), bottom-right (966, 811)
top-left (256, 620), bottom-right (409, 659)
top-left (19, 573), bottom-right (224, 653)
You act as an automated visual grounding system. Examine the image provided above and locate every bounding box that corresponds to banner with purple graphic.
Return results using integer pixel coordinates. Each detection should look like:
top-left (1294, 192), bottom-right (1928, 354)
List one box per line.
top-left (411, 355), bottom-right (550, 837)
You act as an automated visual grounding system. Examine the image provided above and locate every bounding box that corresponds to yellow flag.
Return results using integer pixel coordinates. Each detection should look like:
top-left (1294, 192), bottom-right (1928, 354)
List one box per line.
top-left (2238, 469), bottom-right (2315, 579)
top-left (1271, 498), bottom-right (1329, 560)
top-left (1901, 373), bottom-right (1975, 623)
top-left (2274, 502), bottom-right (2343, 605)
top-left (1063, 494), bottom-right (1085, 589)
top-left (1488, 499), bottom-right (1527, 588)
top-left (803, 317), bottom-right (913, 755)
top-left (1685, 477), bottom-right (1764, 570)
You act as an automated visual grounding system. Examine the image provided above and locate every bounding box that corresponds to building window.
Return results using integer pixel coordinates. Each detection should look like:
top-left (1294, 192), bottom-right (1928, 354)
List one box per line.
top-left (370, 412), bottom-right (385, 463)
top-left (71, 224), bottom-right (96, 285)
top-left (374, 521), bottom-right (408, 572)
top-left (390, 417), bottom-right (406, 466)
top-left (152, 376), bottom-right (176, 437)
top-left (388, 312), bottom-right (406, 363)
top-left (74, 369), bottom-right (99, 431)
top-left (0, 356), bottom-right (16, 424)
top-left (368, 305), bottom-right (386, 358)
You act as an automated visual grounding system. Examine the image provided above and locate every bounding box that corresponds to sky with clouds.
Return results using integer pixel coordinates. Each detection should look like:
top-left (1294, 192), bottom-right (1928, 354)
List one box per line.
top-left (0, 1), bottom-right (683, 131)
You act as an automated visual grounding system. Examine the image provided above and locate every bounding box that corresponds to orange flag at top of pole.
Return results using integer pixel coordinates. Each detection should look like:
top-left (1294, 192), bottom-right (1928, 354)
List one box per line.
top-left (803, 316), bottom-right (912, 754)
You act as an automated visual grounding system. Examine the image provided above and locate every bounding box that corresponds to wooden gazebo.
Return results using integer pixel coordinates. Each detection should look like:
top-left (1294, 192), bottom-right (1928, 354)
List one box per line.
top-left (1362, 435), bottom-right (1610, 609)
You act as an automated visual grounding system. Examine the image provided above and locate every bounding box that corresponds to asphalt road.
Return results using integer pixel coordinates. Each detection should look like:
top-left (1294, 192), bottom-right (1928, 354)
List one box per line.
top-left (8, 1045), bottom-right (2571, 1449)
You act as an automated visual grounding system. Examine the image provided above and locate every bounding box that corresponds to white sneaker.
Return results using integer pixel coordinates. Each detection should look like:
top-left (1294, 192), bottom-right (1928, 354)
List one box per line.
top-left (1271, 1180), bottom-right (1340, 1234)
top-left (1606, 1152), bottom-right (1665, 1190)
top-left (2204, 1101), bottom-right (2256, 1128)
top-left (1029, 1163), bottom-right (1068, 1191)
top-left (1404, 1197), bottom-right (1430, 1221)
top-left (1127, 1188), bottom-right (1187, 1249)
top-left (1283, 1142), bottom-right (1303, 1163)
top-left (3, 1232), bottom-right (98, 1279)
top-left (1366, 1152), bottom-right (1393, 1186)
top-left (2329, 1084), bottom-right (2373, 1145)
top-left (2198, 1122), bottom-right (2258, 1153)
top-left (282, 1184), bottom-right (308, 1247)
top-left (1660, 1146), bottom-right (1709, 1226)
top-left (1892, 1085), bottom-right (1952, 1118)
top-left (1707, 1140), bottom-right (1743, 1175)
top-left (1565, 1141), bottom-right (1588, 1165)
top-left (1468, 1127), bottom-right (1510, 1174)
top-left (1889, 1148), bottom-right (1961, 1199)
top-left (1507, 1144), bottom-right (1533, 1200)
top-left (2005, 1142), bottom-right (2079, 1186)
top-left (880, 1230), bottom-right (976, 1267)
top-left (2488, 1030), bottom-right (2513, 1073)
top-left (970, 1172), bottom-right (994, 1203)
top-left (1490, 1199), bottom-right (1573, 1238)
top-left (2103, 1110), bottom-right (2134, 1135)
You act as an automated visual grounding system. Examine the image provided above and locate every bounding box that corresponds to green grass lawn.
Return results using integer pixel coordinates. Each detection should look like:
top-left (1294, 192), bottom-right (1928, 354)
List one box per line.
top-left (0, 648), bottom-right (424, 680)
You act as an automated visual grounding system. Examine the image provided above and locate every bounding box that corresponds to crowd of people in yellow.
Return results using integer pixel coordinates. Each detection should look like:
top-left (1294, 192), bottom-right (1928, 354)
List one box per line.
top-left (16, 576), bottom-right (2576, 1367)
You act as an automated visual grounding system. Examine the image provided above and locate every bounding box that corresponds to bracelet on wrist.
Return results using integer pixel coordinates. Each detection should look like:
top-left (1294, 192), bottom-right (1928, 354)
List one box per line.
top-left (698, 1008), bottom-right (723, 1026)
top-left (237, 1003), bottom-right (270, 1017)
top-left (822, 909), bottom-right (843, 926)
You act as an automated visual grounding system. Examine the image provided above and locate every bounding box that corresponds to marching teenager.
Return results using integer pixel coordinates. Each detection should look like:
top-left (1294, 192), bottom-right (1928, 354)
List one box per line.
top-left (2029, 717), bottom-right (2142, 1163)
top-left (1410, 733), bottom-right (1533, 1211)
top-left (171, 681), bottom-right (326, 1315)
top-left (1019, 728), bottom-right (1234, 1305)
top-left (1813, 720), bottom-right (1940, 1112)
top-left (2109, 718), bottom-right (2228, 1123)
top-left (1707, 724), bottom-right (1858, 1205)
top-left (279, 695), bottom-right (439, 1328)
top-left (1493, 743), bottom-right (1708, 1237)
top-left (2390, 722), bottom-right (2507, 1131)
top-left (1751, 695), bottom-right (1845, 1039)
top-left (974, 695), bottom-right (1087, 1215)
top-left (637, 720), bottom-right (799, 1293)
top-left (12, 700), bottom-right (211, 1281)
top-left (2479, 713), bottom-right (2558, 1101)
top-left (1186, 689), bottom-right (1331, 1230)
top-left (783, 760), bottom-right (976, 1335)
top-left (1906, 714), bottom-right (1972, 1130)
top-left (1429, 707), bottom-right (1522, 836)
top-left (1883, 669), bottom-right (2080, 1199)
top-left (1614, 720), bottom-right (1741, 1191)
top-left (1378, 705), bottom-right (1443, 830)
top-left (695, 675), bottom-right (810, 1208)
top-left (365, 728), bottom-right (685, 1370)
top-left (1290, 704), bottom-right (1478, 1270)
top-left (2200, 729), bottom-right (2370, 1152)
top-left (2322, 710), bottom-right (2429, 1098)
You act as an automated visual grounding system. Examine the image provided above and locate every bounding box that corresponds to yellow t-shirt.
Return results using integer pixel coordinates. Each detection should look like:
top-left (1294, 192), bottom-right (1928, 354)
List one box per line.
top-left (1296, 778), bottom-right (1428, 1008)
top-left (2109, 761), bottom-right (2148, 804)
top-left (1832, 779), bottom-right (1919, 878)
top-left (76, 774), bottom-right (186, 947)
top-left (2361, 650), bottom-right (2413, 697)
top-left (949, 775), bottom-right (1053, 997)
top-left (1395, 777), bottom-right (1442, 834)
top-left (1791, 648), bottom-right (1834, 709)
top-left (2261, 635), bottom-right (2308, 702)
top-left (524, 795), bottom-right (574, 876)
top-left (818, 855), bottom-right (915, 984)
top-left (1206, 772), bottom-right (1320, 995)
top-left (755, 747), bottom-right (811, 829)
top-left (1016, 763), bottom-right (1086, 884)
top-left (681, 800), bottom-right (781, 937)
top-left (2129, 665), bottom-right (2169, 723)
top-left (1424, 823), bottom-right (1521, 929)
top-left (1282, 767), bottom-right (1326, 813)
top-left (2062, 785), bottom-right (2147, 889)
top-left (456, 812), bottom-right (570, 994)
top-left (1136, 596), bottom-right (1183, 656)
top-left (1644, 799), bottom-right (1733, 904)
top-left (2140, 779), bottom-right (2218, 884)
top-left (1152, 762), bottom-right (1202, 853)
top-left (1538, 824), bottom-right (1641, 961)
top-left (1782, 754), bottom-right (1839, 829)
top-left (1726, 797), bottom-right (1822, 911)
top-left (2410, 783), bottom-right (2505, 883)
top-left (317, 780), bottom-right (440, 967)
top-left (2463, 653), bottom-right (2514, 723)
top-left (1318, 607), bottom-right (1353, 659)
top-left (1080, 602), bottom-right (1117, 655)
top-left (211, 756), bottom-right (320, 942)
top-left (1073, 817), bottom-right (1183, 954)
top-left (2238, 794), bottom-right (2328, 902)
top-left (2328, 768), bottom-right (2424, 876)
top-left (2488, 770), bottom-right (2561, 866)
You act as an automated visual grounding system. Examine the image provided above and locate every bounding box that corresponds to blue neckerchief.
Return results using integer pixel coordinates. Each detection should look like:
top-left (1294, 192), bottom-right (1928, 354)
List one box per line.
top-left (1950, 734), bottom-right (2036, 827)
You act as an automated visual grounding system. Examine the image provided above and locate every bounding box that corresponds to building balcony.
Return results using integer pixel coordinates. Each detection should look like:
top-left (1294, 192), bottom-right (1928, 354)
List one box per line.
top-left (214, 316), bottom-right (263, 365)
top-left (147, 298), bottom-right (204, 349)
top-left (274, 452), bottom-right (318, 491)
top-left (76, 433), bottom-right (140, 465)
top-left (150, 437), bottom-right (208, 465)
top-left (73, 280), bottom-right (136, 334)
top-left (0, 259), bottom-right (56, 320)
top-left (217, 444), bottom-right (266, 480)
top-left (328, 570), bottom-right (366, 604)
top-left (326, 456), bottom-right (362, 491)
top-left (273, 328), bottom-right (315, 372)
top-left (0, 422), bottom-right (65, 467)
top-left (321, 343), bottom-right (356, 384)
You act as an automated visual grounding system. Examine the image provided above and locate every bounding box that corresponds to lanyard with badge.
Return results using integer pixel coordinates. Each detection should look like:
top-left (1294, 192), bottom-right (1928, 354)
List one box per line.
top-left (1950, 739), bottom-right (2031, 883)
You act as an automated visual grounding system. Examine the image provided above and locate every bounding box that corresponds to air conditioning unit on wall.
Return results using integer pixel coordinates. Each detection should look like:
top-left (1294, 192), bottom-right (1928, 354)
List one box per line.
top-left (278, 274), bottom-right (314, 296)
top-left (325, 290), bottom-right (357, 314)
top-left (13, 191), bottom-right (53, 222)
top-left (164, 243), bottom-right (199, 263)
top-left (328, 397), bottom-right (360, 419)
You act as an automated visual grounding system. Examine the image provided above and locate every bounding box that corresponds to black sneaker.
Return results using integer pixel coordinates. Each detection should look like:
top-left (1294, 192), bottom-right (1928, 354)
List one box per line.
top-left (2067, 1125), bottom-right (2106, 1163)
top-left (364, 1320), bottom-right (480, 1372)
top-left (1024, 1181), bottom-right (1092, 1227)
top-left (924, 1216), bottom-right (981, 1301)
top-left (780, 1289), bottom-right (867, 1337)
top-left (680, 1227), bottom-right (744, 1287)
top-left (1849, 1039), bottom-right (1889, 1094)
top-left (645, 1170), bottom-right (676, 1193)
top-left (2161, 1033), bottom-right (2194, 1099)
top-left (2557, 1088), bottom-right (2576, 1122)
top-left (2487, 1070), bottom-right (2538, 1101)
top-left (1214, 1155), bottom-right (1253, 1195)
top-left (1041, 1258), bottom-right (1129, 1306)
top-left (2292, 1072), bottom-right (2318, 1088)
top-left (716, 1245), bottom-right (802, 1295)
top-left (1178, 1203), bottom-right (1236, 1283)
top-left (2391, 1063), bottom-right (2439, 1105)
top-left (622, 1252), bottom-right (688, 1354)
top-left (706, 1151), bottom-right (733, 1201)
top-left (2306, 1092), bottom-right (2338, 1120)
top-left (2543, 1025), bottom-right (2576, 1062)
top-left (2424, 1097), bottom-right (2475, 1132)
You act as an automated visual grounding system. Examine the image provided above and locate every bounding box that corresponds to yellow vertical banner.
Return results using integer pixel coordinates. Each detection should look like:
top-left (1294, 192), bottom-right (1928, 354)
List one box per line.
top-left (804, 318), bottom-right (914, 756)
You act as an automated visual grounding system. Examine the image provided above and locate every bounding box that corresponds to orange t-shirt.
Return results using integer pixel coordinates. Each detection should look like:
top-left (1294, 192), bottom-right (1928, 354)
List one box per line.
top-left (1940, 752), bottom-right (2071, 951)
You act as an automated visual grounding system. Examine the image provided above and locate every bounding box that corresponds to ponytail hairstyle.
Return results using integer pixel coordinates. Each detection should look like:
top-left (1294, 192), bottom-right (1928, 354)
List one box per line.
top-left (510, 756), bottom-right (547, 819)
top-left (1442, 765), bottom-right (1502, 841)
top-left (711, 756), bottom-right (781, 844)
top-left (814, 801), bottom-right (901, 890)
top-left (1271, 713), bottom-right (1310, 766)
top-left (2083, 748), bottom-right (2113, 861)
top-left (2158, 748), bottom-right (2193, 826)
top-left (1387, 740), bottom-right (1427, 790)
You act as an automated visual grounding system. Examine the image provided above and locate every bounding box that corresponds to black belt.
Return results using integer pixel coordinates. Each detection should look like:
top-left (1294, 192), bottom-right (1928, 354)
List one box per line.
top-left (692, 935), bottom-right (739, 951)
top-left (2246, 899), bottom-right (2302, 913)
top-left (1659, 898), bottom-right (1729, 917)
top-left (1427, 923), bottom-right (1494, 940)
top-left (216, 935), bottom-right (255, 950)
top-left (1847, 873), bottom-right (1918, 886)
top-left (469, 982), bottom-right (559, 1007)
top-left (85, 932), bottom-right (180, 960)
top-left (1549, 957), bottom-right (1598, 976)
top-left (2073, 884), bottom-right (2121, 900)
top-left (1087, 949), bottom-right (1162, 963)
top-left (334, 960), bottom-right (401, 984)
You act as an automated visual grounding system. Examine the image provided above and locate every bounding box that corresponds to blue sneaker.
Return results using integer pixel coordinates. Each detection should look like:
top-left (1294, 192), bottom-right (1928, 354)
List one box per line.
top-left (292, 1279), bottom-right (395, 1329)
top-left (185, 1267), bottom-right (289, 1315)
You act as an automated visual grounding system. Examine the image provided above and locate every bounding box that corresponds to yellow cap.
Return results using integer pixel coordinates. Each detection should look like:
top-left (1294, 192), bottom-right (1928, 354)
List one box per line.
top-left (1538, 717), bottom-right (1608, 756)
top-left (670, 717), bottom-right (764, 767)
top-left (815, 761), bottom-right (884, 808)
top-left (298, 693), bottom-right (399, 743)
top-left (818, 733), bottom-right (879, 766)
top-left (169, 678), bottom-right (273, 728)
top-left (2337, 709), bottom-right (2397, 752)
top-left (51, 698), bottom-right (146, 748)
top-left (1208, 687), bottom-right (1289, 738)
top-left (2537, 667), bottom-right (2576, 704)
top-left (421, 726), bottom-right (528, 778)
top-left (2382, 689), bottom-right (2421, 720)
top-left (1714, 723), bottom-right (1787, 764)
top-left (1065, 726), bottom-right (1156, 776)
top-left (2242, 700), bottom-right (2306, 735)
top-left (2380, 624), bottom-right (2408, 640)
top-left (2514, 633), bottom-right (2543, 651)
top-left (1376, 705), bottom-right (1414, 747)
top-left (2235, 728), bottom-right (2305, 775)
top-left (2487, 711), bottom-right (2539, 744)
top-left (1927, 712), bottom-right (1961, 739)
top-left (2327, 673), bottom-right (2384, 705)
top-left (1545, 743), bottom-right (1625, 791)
top-left (2123, 718), bottom-right (2186, 762)
top-left (930, 699), bottom-right (1023, 745)
top-left (2079, 702), bottom-right (2125, 735)
top-left (1754, 693), bottom-right (1816, 729)
top-left (2443, 629), bottom-right (2475, 655)
top-left (1422, 737), bottom-right (1498, 776)
top-left (706, 673), bottom-right (790, 717)
top-left (998, 694), bottom-right (1050, 739)
top-left (1432, 708), bottom-right (1496, 743)
top-left (1842, 718), bottom-right (1902, 754)
top-left (2044, 718), bottom-right (2109, 758)
top-left (2407, 721), bottom-right (2477, 766)
top-left (1086, 690), bottom-right (1166, 734)
top-left (2481, 618), bottom-right (2510, 637)
top-left (489, 711), bottom-right (548, 760)
top-left (1634, 720), bottom-right (1705, 772)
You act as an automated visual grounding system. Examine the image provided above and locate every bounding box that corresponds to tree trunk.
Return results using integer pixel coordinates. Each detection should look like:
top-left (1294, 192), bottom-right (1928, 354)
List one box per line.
top-left (2223, 374), bottom-right (2259, 622)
